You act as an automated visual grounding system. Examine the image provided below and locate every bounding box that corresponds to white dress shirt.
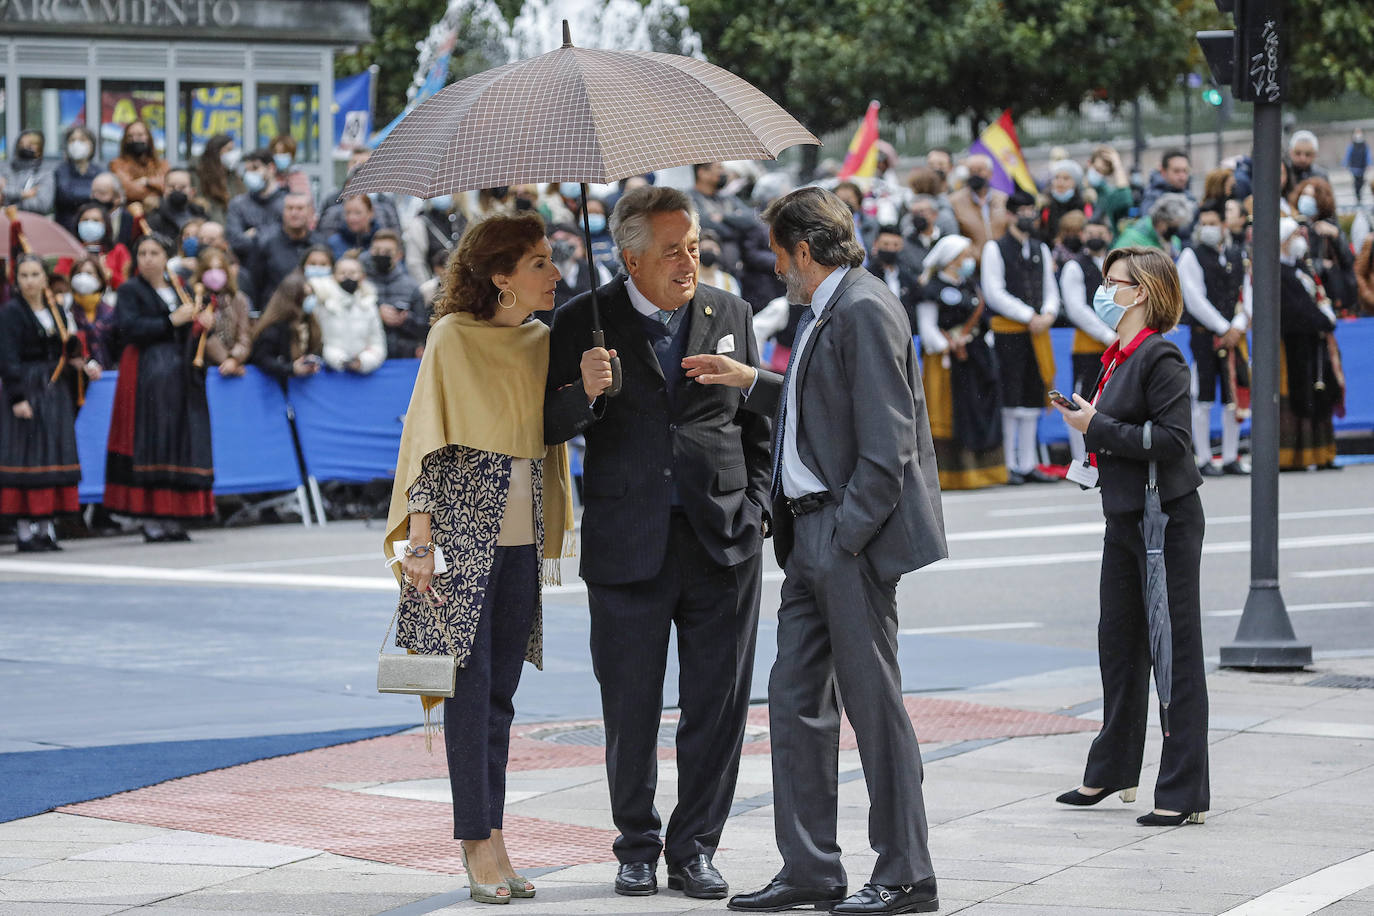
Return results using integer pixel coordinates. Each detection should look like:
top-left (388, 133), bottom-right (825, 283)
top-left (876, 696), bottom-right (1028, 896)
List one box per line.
top-left (781, 266), bottom-right (848, 499)
top-left (980, 238), bottom-right (1060, 323)
top-left (1058, 256), bottom-right (1116, 345)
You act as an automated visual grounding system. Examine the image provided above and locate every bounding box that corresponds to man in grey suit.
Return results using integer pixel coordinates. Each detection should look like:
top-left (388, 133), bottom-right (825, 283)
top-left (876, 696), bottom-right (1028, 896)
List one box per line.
top-left (685, 186), bottom-right (947, 915)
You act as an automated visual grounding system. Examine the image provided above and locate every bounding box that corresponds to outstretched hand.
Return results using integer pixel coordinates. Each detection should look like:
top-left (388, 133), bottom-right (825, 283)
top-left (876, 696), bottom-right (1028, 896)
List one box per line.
top-left (682, 353), bottom-right (757, 389)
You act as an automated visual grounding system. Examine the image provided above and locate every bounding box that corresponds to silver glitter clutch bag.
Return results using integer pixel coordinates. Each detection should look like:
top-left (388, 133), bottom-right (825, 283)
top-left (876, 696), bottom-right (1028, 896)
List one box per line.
top-left (377, 606), bottom-right (457, 697)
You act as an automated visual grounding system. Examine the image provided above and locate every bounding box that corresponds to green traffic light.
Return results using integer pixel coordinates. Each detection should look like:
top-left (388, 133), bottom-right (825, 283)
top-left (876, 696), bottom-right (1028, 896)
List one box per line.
top-left (1203, 87), bottom-right (1224, 106)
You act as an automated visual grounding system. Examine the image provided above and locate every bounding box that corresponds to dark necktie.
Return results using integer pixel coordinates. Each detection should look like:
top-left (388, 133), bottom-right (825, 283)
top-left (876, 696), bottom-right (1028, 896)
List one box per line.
top-left (770, 305), bottom-right (817, 499)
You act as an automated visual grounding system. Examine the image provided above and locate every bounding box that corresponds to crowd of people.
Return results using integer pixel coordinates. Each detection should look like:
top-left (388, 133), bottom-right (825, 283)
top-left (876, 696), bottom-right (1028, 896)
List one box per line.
top-left (1, 120), bottom-right (1368, 550)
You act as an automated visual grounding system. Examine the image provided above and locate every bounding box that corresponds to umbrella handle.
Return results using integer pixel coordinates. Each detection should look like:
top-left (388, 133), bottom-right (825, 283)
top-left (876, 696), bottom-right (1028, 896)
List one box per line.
top-left (592, 329), bottom-right (623, 398)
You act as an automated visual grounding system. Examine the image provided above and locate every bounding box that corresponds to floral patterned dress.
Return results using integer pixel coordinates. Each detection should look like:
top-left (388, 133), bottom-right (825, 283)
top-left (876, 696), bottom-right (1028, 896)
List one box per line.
top-left (393, 444), bottom-right (544, 669)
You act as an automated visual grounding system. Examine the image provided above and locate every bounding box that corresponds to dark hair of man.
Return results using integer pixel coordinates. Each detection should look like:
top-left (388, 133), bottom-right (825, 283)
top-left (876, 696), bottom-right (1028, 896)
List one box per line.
top-left (1161, 148), bottom-right (1189, 170)
top-left (243, 150), bottom-right (273, 169)
top-left (761, 187), bottom-right (866, 269)
top-left (371, 228), bottom-right (402, 248)
top-left (1197, 198), bottom-right (1225, 219)
top-left (877, 224), bottom-right (902, 238)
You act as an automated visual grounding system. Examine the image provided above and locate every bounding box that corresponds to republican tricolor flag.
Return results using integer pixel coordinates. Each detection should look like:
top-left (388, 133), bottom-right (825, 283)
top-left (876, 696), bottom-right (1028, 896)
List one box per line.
top-left (969, 109), bottom-right (1037, 195)
top-left (838, 100), bottom-right (881, 180)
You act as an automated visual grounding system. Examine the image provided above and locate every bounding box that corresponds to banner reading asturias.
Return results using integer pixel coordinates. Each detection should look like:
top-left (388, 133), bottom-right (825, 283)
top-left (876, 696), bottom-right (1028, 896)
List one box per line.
top-left (837, 100), bottom-right (881, 181)
top-left (969, 109), bottom-right (1037, 195)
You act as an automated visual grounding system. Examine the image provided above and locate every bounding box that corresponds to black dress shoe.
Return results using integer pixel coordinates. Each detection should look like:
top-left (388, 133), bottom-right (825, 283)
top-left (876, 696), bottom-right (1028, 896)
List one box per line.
top-left (15, 538), bottom-right (43, 553)
top-left (1055, 785), bottom-right (1137, 806)
top-left (1221, 460), bottom-right (1249, 476)
top-left (728, 879), bottom-right (847, 912)
top-left (1199, 462), bottom-right (1223, 477)
top-left (667, 853), bottom-right (728, 899)
top-left (1005, 471), bottom-right (1026, 486)
top-left (614, 862), bottom-right (657, 896)
top-left (37, 534), bottom-right (62, 552)
top-left (832, 879), bottom-right (938, 915)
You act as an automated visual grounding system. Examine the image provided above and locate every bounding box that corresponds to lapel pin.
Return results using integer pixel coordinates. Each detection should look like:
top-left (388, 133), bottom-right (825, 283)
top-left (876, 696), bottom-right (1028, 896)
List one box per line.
top-left (703, 305), bottom-right (712, 316)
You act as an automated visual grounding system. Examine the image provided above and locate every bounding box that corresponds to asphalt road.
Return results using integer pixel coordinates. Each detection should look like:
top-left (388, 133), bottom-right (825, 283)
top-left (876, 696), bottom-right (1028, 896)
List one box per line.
top-left (2, 464), bottom-right (1371, 752)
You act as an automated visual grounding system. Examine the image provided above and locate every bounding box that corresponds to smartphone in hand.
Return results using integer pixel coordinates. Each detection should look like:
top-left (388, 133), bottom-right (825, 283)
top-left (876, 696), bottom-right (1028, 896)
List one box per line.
top-left (1048, 389), bottom-right (1080, 411)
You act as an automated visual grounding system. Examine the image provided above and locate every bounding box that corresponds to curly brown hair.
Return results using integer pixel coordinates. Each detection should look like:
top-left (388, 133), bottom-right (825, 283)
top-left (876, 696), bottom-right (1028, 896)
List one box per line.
top-left (1292, 177), bottom-right (1336, 219)
top-left (432, 211), bottom-right (547, 323)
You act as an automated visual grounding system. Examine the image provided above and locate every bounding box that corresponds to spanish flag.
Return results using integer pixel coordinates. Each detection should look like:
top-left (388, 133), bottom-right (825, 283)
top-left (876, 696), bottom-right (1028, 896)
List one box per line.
top-left (838, 100), bottom-right (881, 180)
top-left (969, 109), bottom-right (1037, 195)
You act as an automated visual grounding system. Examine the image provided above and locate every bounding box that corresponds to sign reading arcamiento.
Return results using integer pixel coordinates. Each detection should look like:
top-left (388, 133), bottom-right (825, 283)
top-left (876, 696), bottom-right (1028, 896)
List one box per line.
top-left (0, 0), bottom-right (370, 43)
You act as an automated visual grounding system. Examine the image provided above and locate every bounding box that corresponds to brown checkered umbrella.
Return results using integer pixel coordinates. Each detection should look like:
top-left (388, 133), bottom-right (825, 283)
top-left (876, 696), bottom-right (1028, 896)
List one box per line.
top-left (343, 22), bottom-right (819, 198)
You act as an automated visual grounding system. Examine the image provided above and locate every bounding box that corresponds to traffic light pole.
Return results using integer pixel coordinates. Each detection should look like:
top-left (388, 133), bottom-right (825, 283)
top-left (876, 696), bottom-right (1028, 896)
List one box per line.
top-left (1218, 97), bottom-right (1312, 669)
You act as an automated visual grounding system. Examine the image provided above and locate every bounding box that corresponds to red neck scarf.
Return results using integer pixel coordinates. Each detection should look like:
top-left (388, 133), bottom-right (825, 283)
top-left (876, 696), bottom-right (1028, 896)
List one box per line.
top-left (1093, 327), bottom-right (1156, 404)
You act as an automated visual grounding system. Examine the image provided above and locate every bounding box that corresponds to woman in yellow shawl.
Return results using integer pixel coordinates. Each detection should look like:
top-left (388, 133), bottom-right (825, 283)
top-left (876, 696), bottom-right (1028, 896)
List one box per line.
top-left (384, 211), bottom-right (574, 904)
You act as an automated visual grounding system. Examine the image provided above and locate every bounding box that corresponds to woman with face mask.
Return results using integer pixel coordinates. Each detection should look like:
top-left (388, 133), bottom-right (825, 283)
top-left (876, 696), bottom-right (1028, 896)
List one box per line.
top-left (0, 130), bottom-right (56, 216)
top-left (1291, 177), bottom-right (1355, 316)
top-left (104, 234), bottom-right (215, 542)
top-left (268, 135), bottom-right (310, 197)
top-left (248, 271), bottom-right (324, 381)
top-left (54, 127), bottom-right (102, 230)
top-left (914, 235), bottom-right (1007, 489)
top-left (68, 203), bottom-right (133, 290)
top-left (196, 134), bottom-right (246, 225)
top-left (1053, 246), bottom-right (1210, 828)
top-left (66, 257), bottom-right (119, 369)
top-left (1041, 160), bottom-right (1086, 243)
top-left (0, 255), bottom-right (101, 552)
top-left (109, 120), bottom-right (169, 206)
top-left (1271, 218), bottom-right (1340, 469)
top-left (189, 248), bottom-right (252, 377)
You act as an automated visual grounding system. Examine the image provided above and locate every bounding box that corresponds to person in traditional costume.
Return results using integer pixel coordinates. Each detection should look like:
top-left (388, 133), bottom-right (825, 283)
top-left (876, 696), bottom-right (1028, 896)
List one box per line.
top-left (189, 247), bottom-right (252, 377)
top-left (0, 255), bottom-right (101, 550)
top-left (914, 235), bottom-right (1007, 489)
top-left (382, 212), bottom-right (574, 905)
top-left (1274, 218), bottom-right (1340, 470)
top-left (103, 233), bottom-right (215, 542)
top-left (66, 255), bottom-right (120, 370)
top-left (1059, 219), bottom-right (1118, 464)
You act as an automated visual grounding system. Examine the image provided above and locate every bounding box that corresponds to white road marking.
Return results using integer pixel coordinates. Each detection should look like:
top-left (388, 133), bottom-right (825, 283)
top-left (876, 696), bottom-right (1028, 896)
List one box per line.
top-left (949, 506), bottom-right (1374, 542)
top-left (5, 532), bottom-right (1373, 592)
top-left (985, 504), bottom-right (1104, 518)
top-left (897, 622), bottom-right (1042, 635)
top-left (1294, 566), bottom-right (1374, 579)
top-left (1217, 850), bottom-right (1374, 916)
top-left (202, 552), bottom-right (380, 570)
top-left (1204, 601), bottom-right (1372, 618)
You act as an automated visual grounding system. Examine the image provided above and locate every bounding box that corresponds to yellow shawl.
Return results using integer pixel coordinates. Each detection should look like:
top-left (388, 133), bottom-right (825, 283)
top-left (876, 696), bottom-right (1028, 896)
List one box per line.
top-left (383, 311), bottom-right (575, 583)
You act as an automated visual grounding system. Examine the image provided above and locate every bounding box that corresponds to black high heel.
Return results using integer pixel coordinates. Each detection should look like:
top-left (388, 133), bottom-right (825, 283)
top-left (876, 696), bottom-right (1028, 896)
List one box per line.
top-left (1137, 811), bottom-right (1205, 826)
top-left (1055, 786), bottom-right (1138, 806)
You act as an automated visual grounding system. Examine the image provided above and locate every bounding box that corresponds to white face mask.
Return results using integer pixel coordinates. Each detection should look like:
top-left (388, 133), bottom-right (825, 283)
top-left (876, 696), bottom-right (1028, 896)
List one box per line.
top-left (1196, 225), bottom-right (1224, 249)
top-left (67, 140), bottom-right (93, 161)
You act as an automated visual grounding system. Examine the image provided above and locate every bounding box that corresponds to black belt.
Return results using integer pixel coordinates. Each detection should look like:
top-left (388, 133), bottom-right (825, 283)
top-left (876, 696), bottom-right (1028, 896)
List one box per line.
top-left (784, 491), bottom-right (834, 517)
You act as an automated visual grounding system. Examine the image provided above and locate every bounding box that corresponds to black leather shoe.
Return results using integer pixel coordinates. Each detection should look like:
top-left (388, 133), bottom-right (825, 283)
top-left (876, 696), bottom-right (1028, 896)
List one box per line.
top-left (1055, 785), bottom-right (1137, 806)
top-left (15, 538), bottom-right (43, 553)
top-left (728, 879), bottom-right (847, 912)
top-left (667, 853), bottom-right (728, 899)
top-left (1199, 462), bottom-right (1224, 477)
top-left (614, 862), bottom-right (657, 896)
top-left (832, 879), bottom-right (938, 914)
top-left (1221, 460), bottom-right (1250, 476)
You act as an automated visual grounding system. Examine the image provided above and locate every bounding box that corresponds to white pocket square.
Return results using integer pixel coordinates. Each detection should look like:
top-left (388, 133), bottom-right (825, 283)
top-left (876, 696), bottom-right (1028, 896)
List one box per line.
top-left (715, 334), bottom-right (736, 354)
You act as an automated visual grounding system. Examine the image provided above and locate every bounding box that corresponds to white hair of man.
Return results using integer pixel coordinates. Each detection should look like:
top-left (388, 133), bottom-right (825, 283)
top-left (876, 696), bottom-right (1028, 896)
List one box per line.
top-left (1289, 129), bottom-right (1319, 153)
top-left (1149, 192), bottom-right (1195, 228)
top-left (609, 186), bottom-right (699, 260)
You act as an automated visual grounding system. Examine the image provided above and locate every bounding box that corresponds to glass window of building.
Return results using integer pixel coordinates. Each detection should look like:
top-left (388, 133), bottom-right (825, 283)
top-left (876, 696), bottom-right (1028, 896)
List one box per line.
top-left (179, 83), bottom-right (244, 162)
top-left (100, 81), bottom-right (166, 161)
top-left (257, 83), bottom-right (320, 164)
top-left (20, 79), bottom-right (87, 159)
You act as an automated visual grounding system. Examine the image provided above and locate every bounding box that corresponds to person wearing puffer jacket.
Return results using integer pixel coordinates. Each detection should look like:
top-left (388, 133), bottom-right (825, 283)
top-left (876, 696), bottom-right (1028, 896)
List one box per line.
top-left (312, 256), bottom-right (387, 374)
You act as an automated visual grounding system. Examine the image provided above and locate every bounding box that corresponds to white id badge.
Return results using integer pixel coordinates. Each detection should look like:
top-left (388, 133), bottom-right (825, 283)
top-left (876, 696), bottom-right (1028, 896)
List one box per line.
top-left (1065, 460), bottom-right (1099, 488)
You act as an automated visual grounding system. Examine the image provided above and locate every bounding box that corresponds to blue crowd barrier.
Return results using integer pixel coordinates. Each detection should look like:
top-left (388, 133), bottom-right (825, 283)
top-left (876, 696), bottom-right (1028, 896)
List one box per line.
top-left (288, 360), bottom-right (418, 484)
top-left (74, 367), bottom-right (303, 503)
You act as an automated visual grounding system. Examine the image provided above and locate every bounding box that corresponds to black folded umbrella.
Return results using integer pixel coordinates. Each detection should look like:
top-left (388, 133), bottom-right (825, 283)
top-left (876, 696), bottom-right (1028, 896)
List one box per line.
top-left (1140, 421), bottom-right (1173, 737)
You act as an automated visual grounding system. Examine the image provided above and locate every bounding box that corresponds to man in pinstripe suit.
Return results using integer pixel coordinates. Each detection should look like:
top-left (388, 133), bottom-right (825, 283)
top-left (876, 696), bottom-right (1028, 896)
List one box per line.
top-left (545, 186), bottom-right (777, 901)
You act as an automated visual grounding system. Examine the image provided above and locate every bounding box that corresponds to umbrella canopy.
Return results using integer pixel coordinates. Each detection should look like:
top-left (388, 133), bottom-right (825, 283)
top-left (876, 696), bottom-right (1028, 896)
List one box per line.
top-left (343, 21), bottom-right (819, 198)
top-left (3, 208), bottom-right (86, 262)
top-left (1140, 421), bottom-right (1174, 737)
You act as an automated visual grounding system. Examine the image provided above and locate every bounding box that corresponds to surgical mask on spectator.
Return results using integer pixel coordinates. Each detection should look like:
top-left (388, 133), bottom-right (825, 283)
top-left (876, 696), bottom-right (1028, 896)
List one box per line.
top-left (875, 249), bottom-right (899, 267)
top-left (273, 153), bottom-right (293, 172)
top-left (1197, 225), bottom-right (1224, 248)
top-left (700, 249), bottom-right (720, 268)
top-left (68, 140), bottom-right (93, 161)
top-left (1287, 236), bottom-right (1308, 261)
top-left (221, 148), bottom-right (242, 170)
top-left (716, 173), bottom-right (729, 191)
top-left (304, 265), bottom-right (332, 280)
top-left (302, 294), bottom-right (318, 315)
top-left (339, 277), bottom-right (360, 295)
top-left (182, 237), bottom-right (200, 258)
top-left (71, 272), bottom-right (102, 295)
top-left (201, 268), bottom-right (228, 291)
top-left (126, 141), bottom-right (149, 157)
top-left (1297, 195), bottom-right (1318, 218)
top-left (966, 174), bottom-right (988, 192)
top-left (77, 220), bottom-right (105, 243)
top-left (371, 254), bottom-right (394, 275)
top-left (587, 214), bottom-right (607, 234)
top-left (560, 182), bottom-right (581, 200)
top-left (1092, 285), bottom-right (1136, 330)
top-left (1088, 169), bottom-right (1108, 188)
top-left (167, 190), bottom-right (188, 209)
top-left (243, 170), bottom-right (267, 193)
top-left (429, 194), bottom-right (453, 212)
top-left (550, 240), bottom-right (576, 263)
top-left (958, 257), bottom-right (977, 279)
top-left (1051, 187), bottom-right (1076, 203)
top-left (16, 146), bottom-right (38, 161)
top-left (1016, 215), bottom-right (1037, 235)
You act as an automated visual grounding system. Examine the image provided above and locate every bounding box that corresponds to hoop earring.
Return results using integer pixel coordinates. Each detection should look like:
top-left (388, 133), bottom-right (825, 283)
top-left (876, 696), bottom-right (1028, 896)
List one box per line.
top-left (497, 288), bottom-right (517, 310)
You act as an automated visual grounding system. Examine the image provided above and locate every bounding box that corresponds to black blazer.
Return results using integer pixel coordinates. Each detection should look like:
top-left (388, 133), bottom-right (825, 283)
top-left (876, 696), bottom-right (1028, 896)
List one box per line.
top-left (1084, 332), bottom-right (1204, 514)
top-left (0, 300), bottom-right (82, 405)
top-left (545, 276), bottom-right (773, 585)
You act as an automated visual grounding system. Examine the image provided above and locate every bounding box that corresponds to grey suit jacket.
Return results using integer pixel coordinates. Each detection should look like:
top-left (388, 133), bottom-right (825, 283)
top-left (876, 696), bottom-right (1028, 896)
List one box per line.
top-left (749, 267), bottom-right (948, 580)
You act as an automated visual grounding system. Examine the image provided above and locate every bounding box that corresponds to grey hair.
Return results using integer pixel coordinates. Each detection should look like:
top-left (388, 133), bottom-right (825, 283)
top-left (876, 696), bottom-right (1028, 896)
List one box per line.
top-left (1149, 192), bottom-right (1194, 228)
top-left (93, 171), bottom-right (124, 201)
top-left (910, 194), bottom-right (938, 210)
top-left (609, 186), bottom-right (699, 260)
top-left (1289, 129), bottom-right (1319, 152)
top-left (761, 187), bottom-right (866, 269)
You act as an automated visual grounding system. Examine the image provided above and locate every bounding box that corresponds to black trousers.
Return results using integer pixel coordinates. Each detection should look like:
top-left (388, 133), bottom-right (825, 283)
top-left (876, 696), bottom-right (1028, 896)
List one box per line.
top-left (1085, 489), bottom-right (1210, 813)
top-left (443, 545), bottom-right (538, 840)
top-left (769, 505), bottom-right (932, 888)
top-left (588, 512), bottom-right (761, 866)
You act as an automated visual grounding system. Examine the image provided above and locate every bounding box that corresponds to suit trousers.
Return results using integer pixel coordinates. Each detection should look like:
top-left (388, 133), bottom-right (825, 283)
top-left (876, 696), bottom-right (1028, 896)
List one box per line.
top-left (769, 504), bottom-right (933, 887)
top-left (1085, 489), bottom-right (1210, 813)
top-left (588, 512), bottom-right (761, 866)
top-left (443, 545), bottom-right (538, 840)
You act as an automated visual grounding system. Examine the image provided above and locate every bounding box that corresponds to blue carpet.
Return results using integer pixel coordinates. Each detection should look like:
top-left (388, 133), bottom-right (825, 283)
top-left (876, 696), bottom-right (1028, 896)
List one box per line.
top-left (0, 723), bottom-right (412, 824)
